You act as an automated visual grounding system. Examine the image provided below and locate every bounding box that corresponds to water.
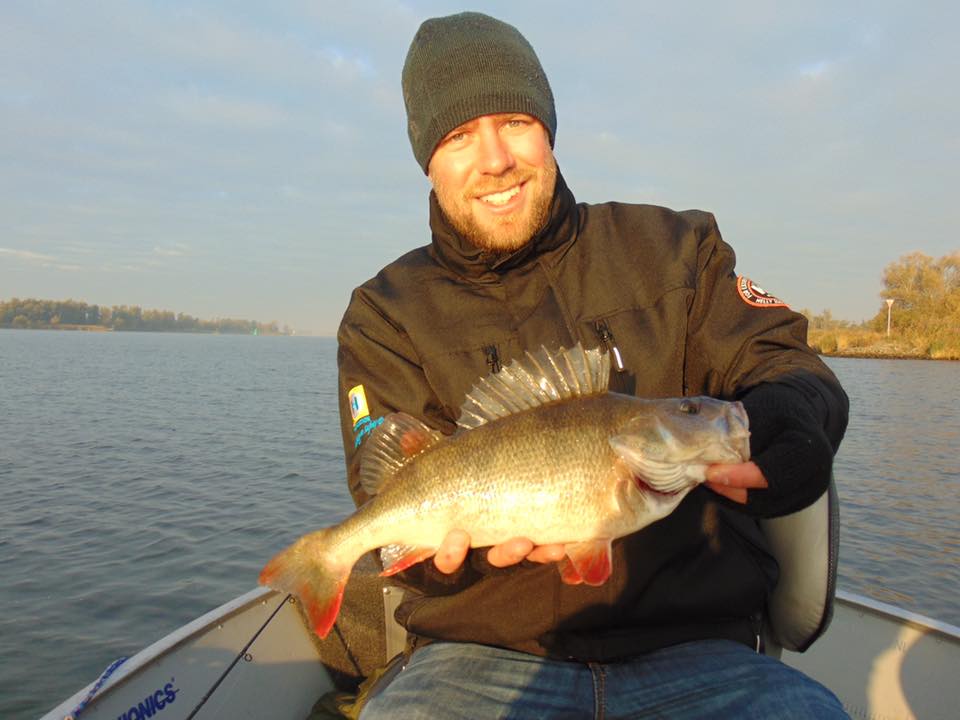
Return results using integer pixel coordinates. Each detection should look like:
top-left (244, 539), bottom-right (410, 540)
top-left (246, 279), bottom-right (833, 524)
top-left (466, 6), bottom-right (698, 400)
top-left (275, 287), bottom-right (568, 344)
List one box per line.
top-left (0, 331), bottom-right (957, 719)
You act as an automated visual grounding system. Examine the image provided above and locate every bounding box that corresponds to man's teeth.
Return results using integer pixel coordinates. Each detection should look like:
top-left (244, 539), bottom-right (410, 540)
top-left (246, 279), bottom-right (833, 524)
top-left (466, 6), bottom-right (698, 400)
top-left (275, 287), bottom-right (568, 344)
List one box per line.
top-left (479, 185), bottom-right (520, 206)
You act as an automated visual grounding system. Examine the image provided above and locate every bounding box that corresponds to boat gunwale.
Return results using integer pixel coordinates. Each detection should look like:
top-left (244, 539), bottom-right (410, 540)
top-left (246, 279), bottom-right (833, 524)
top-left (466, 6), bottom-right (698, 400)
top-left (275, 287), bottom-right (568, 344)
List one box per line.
top-left (40, 587), bottom-right (282, 719)
top-left (834, 589), bottom-right (960, 642)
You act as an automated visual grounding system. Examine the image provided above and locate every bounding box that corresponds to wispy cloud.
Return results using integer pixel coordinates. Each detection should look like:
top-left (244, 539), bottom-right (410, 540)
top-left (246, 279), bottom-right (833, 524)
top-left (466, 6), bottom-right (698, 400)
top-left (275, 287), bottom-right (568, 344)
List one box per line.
top-left (0, 247), bottom-right (57, 263)
top-left (161, 88), bottom-right (291, 130)
top-left (0, 247), bottom-right (83, 272)
top-left (798, 59), bottom-right (834, 79)
top-left (152, 243), bottom-right (190, 258)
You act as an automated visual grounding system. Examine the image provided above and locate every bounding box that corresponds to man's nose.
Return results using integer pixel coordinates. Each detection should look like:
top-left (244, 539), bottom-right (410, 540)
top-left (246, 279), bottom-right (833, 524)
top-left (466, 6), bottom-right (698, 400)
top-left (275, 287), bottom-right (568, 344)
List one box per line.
top-left (476, 124), bottom-right (515, 175)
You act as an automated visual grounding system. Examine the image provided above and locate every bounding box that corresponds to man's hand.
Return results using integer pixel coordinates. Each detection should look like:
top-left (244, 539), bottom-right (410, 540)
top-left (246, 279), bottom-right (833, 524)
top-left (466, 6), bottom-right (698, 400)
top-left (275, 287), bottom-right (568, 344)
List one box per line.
top-left (705, 460), bottom-right (769, 504)
top-left (433, 529), bottom-right (566, 574)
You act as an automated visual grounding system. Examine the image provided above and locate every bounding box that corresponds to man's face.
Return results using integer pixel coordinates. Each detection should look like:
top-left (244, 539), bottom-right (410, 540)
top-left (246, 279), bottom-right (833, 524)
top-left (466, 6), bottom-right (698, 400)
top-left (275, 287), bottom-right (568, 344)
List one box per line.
top-left (428, 113), bottom-right (557, 253)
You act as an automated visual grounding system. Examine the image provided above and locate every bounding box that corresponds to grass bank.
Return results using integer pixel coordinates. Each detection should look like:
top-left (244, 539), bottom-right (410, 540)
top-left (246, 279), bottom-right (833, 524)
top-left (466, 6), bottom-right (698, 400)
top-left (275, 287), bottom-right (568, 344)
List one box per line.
top-left (807, 327), bottom-right (960, 361)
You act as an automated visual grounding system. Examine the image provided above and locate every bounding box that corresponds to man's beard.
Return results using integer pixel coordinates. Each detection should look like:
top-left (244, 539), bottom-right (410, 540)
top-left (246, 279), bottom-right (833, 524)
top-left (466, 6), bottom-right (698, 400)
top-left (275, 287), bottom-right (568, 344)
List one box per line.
top-left (431, 155), bottom-right (558, 253)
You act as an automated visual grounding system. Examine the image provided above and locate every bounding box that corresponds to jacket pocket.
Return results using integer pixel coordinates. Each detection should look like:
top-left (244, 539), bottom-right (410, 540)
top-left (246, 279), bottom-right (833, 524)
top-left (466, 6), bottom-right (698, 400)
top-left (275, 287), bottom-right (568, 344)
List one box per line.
top-left (580, 288), bottom-right (690, 397)
top-left (420, 335), bottom-right (521, 420)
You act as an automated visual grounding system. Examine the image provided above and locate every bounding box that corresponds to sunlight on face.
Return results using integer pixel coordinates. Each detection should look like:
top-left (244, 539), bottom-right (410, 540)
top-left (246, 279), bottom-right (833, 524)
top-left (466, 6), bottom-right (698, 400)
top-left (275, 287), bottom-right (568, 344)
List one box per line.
top-left (428, 114), bottom-right (557, 253)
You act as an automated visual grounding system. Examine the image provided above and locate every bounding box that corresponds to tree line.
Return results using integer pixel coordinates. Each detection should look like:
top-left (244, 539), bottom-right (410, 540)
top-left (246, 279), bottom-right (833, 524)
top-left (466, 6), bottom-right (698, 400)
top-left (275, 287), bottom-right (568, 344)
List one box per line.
top-left (803, 250), bottom-right (959, 359)
top-left (0, 298), bottom-right (291, 335)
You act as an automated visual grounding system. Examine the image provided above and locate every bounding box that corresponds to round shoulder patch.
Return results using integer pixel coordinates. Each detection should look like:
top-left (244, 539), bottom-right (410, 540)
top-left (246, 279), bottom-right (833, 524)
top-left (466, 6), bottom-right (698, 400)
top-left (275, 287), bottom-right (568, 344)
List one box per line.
top-left (736, 276), bottom-right (788, 308)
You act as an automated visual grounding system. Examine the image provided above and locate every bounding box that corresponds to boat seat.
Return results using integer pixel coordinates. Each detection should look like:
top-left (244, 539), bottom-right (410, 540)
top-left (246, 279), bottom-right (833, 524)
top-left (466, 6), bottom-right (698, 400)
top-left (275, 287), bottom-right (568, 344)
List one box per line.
top-left (759, 475), bottom-right (840, 654)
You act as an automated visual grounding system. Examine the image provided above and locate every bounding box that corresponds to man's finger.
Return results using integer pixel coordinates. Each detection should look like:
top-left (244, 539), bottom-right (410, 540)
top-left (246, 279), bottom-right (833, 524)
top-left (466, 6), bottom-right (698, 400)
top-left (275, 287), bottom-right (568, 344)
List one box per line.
top-left (434, 529), bottom-right (470, 573)
top-left (705, 482), bottom-right (748, 504)
top-left (705, 461), bottom-right (769, 490)
top-left (487, 537), bottom-right (535, 567)
top-left (526, 543), bottom-right (567, 564)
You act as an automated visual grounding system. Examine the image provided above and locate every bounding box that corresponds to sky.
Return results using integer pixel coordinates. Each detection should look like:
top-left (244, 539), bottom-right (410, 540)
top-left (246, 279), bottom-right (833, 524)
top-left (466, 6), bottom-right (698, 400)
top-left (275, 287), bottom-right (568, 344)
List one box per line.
top-left (2, 1), bottom-right (958, 336)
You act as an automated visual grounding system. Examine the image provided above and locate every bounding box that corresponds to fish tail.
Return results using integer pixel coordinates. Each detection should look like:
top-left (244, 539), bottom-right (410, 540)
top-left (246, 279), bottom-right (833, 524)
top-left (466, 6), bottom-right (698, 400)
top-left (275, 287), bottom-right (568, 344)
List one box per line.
top-left (258, 528), bottom-right (352, 639)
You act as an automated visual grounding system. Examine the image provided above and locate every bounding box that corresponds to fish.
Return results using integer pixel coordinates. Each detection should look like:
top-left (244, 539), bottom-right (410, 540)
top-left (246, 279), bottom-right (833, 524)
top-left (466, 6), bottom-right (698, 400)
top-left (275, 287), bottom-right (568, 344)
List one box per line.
top-left (259, 344), bottom-right (750, 638)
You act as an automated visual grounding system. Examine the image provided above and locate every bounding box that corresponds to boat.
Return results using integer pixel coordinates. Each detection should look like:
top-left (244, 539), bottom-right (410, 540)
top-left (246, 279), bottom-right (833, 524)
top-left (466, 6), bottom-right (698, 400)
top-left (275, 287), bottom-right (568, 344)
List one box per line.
top-left (39, 585), bottom-right (960, 720)
top-left (41, 481), bottom-right (960, 720)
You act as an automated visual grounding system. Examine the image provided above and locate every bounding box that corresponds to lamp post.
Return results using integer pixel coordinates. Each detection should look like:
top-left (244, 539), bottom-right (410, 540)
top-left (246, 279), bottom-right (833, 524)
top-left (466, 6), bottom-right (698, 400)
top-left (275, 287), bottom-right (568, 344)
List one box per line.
top-left (886, 298), bottom-right (895, 337)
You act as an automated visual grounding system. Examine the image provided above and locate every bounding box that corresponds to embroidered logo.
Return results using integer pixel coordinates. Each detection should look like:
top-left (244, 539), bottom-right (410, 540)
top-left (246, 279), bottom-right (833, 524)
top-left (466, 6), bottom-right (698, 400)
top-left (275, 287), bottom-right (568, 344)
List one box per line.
top-left (348, 384), bottom-right (370, 424)
top-left (736, 276), bottom-right (788, 308)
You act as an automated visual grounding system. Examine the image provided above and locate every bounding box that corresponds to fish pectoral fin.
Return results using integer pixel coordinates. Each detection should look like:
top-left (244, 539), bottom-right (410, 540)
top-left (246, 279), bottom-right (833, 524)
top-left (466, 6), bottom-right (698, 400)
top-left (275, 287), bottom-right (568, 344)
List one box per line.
top-left (379, 543), bottom-right (438, 576)
top-left (359, 414), bottom-right (445, 496)
top-left (562, 539), bottom-right (614, 587)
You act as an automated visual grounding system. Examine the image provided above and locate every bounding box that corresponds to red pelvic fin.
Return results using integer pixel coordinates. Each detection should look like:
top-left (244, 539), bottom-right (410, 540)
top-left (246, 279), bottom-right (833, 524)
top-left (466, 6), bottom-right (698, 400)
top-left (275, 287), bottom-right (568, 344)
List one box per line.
top-left (563, 539), bottom-right (614, 587)
top-left (379, 544), bottom-right (438, 576)
top-left (558, 555), bottom-right (584, 585)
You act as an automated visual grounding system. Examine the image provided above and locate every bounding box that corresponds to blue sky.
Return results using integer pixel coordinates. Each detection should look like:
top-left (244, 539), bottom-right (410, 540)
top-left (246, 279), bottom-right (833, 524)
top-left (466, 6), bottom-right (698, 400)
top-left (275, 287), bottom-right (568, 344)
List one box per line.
top-left (2, 1), bottom-right (957, 335)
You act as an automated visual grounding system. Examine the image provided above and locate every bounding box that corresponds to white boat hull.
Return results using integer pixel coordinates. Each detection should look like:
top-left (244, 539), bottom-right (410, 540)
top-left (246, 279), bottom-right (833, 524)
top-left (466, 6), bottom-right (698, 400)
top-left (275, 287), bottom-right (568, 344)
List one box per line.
top-left (44, 588), bottom-right (331, 720)
top-left (43, 588), bottom-right (959, 720)
top-left (781, 590), bottom-right (960, 720)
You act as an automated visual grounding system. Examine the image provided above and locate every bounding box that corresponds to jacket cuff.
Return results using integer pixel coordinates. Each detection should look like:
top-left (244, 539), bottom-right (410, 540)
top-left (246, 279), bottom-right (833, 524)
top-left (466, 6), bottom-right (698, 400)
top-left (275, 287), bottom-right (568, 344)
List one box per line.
top-left (738, 382), bottom-right (834, 517)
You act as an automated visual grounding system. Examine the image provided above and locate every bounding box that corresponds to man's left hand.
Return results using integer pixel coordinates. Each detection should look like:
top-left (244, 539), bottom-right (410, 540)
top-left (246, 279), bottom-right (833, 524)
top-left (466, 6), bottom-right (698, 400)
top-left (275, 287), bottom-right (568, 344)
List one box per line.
top-left (705, 461), bottom-right (768, 504)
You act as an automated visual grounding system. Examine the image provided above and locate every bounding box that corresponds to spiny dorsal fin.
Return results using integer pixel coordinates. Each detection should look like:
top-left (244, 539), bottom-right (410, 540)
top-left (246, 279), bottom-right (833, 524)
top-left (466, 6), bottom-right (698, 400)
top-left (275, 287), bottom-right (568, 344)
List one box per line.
top-left (457, 343), bottom-right (610, 429)
top-left (358, 412), bottom-right (445, 496)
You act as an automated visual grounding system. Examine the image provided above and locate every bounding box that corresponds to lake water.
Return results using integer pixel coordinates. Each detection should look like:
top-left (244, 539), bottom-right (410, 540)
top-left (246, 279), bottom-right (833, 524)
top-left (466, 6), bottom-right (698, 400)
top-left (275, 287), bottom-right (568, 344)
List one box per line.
top-left (1, 330), bottom-right (957, 719)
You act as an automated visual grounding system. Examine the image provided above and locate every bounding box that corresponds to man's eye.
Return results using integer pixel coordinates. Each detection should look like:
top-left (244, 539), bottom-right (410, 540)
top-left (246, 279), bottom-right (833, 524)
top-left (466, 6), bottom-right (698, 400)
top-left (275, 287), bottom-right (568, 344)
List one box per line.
top-left (445, 131), bottom-right (468, 144)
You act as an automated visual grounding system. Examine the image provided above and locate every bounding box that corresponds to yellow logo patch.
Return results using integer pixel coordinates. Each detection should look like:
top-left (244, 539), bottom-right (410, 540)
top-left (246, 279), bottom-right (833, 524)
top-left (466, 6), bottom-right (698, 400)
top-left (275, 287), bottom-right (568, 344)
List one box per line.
top-left (348, 384), bottom-right (370, 424)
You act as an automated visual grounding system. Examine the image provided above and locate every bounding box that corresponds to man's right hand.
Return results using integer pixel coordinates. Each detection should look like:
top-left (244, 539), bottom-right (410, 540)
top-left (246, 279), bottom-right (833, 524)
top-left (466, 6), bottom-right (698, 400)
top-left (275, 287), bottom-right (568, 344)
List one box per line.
top-left (433, 529), bottom-right (566, 573)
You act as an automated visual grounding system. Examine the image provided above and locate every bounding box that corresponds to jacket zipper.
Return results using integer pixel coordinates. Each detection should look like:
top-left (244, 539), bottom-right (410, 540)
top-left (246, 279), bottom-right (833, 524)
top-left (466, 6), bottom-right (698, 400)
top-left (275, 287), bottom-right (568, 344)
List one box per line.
top-left (594, 320), bottom-right (626, 372)
top-left (484, 344), bottom-right (502, 374)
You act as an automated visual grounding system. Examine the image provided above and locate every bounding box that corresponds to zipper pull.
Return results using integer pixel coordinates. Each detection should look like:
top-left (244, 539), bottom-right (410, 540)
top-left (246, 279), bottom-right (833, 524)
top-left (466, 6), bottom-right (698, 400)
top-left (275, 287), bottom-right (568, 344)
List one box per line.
top-left (594, 320), bottom-right (626, 372)
top-left (484, 344), bottom-right (501, 374)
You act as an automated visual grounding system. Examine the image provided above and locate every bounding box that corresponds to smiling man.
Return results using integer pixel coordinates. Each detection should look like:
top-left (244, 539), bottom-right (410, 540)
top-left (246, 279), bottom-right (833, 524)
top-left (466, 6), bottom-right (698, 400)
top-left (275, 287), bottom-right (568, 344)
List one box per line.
top-left (428, 113), bottom-right (558, 252)
top-left (336, 11), bottom-right (849, 719)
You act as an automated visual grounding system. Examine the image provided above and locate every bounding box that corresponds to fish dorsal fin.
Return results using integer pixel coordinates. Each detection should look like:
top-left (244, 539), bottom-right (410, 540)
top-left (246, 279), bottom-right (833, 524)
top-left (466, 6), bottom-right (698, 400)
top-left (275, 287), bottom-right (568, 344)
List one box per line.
top-left (358, 412), bottom-right (445, 496)
top-left (457, 343), bottom-right (610, 429)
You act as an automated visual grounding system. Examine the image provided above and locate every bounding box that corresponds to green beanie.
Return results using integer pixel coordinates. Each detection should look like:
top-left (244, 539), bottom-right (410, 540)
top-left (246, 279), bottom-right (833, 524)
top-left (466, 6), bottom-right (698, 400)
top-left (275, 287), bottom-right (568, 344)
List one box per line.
top-left (402, 11), bottom-right (557, 173)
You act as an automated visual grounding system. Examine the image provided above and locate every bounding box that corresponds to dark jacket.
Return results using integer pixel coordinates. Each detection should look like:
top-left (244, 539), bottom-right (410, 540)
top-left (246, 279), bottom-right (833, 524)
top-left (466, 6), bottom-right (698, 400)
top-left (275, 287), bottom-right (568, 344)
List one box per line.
top-left (336, 171), bottom-right (848, 661)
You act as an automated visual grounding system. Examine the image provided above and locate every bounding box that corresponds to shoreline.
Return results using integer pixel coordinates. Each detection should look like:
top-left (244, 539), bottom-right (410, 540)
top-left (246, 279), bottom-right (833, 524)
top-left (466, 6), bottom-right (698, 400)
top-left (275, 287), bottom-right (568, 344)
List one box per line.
top-left (819, 349), bottom-right (958, 362)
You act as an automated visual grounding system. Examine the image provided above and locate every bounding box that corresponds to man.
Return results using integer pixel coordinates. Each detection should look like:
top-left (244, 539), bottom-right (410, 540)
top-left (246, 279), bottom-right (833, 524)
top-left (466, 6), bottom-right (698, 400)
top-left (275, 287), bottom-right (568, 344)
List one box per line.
top-left (337, 11), bottom-right (849, 719)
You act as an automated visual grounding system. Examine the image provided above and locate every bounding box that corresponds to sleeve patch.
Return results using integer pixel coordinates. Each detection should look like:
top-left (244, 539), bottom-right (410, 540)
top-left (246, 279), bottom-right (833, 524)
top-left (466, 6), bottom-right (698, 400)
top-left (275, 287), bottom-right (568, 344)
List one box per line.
top-left (348, 384), bottom-right (370, 424)
top-left (736, 276), bottom-right (788, 308)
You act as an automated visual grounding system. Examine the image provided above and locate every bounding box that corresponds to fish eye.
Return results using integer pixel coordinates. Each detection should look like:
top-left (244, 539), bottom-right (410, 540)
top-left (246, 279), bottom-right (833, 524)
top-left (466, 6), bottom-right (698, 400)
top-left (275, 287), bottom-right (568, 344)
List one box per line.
top-left (679, 400), bottom-right (699, 415)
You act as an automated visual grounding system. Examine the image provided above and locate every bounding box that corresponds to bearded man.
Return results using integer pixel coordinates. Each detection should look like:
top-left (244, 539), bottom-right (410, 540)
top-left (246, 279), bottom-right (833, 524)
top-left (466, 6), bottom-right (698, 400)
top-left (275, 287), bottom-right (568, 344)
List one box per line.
top-left (337, 11), bottom-right (850, 719)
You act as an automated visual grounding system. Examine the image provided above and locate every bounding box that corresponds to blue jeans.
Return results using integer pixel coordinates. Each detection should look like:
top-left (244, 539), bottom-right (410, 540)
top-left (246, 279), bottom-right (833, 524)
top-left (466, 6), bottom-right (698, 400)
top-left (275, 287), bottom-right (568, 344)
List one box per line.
top-left (360, 639), bottom-right (848, 719)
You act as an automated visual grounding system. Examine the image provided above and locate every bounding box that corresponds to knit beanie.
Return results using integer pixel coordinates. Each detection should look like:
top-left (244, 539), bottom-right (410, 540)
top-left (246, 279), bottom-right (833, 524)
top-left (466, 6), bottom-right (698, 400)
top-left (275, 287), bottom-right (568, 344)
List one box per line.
top-left (402, 12), bottom-right (557, 173)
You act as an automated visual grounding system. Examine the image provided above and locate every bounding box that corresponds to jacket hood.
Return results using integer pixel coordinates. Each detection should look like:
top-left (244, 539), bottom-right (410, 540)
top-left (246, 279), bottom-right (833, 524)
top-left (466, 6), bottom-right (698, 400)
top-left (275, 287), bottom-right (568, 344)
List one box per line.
top-left (427, 168), bottom-right (579, 281)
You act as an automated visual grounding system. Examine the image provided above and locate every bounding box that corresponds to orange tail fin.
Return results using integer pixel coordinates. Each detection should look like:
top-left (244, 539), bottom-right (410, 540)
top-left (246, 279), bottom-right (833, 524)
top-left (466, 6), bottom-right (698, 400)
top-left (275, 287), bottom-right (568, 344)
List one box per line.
top-left (258, 529), bottom-right (351, 639)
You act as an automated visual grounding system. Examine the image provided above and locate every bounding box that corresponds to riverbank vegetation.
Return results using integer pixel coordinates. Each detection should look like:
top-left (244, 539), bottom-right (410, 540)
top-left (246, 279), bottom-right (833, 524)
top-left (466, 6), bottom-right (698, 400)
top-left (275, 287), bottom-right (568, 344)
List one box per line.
top-left (0, 298), bottom-right (291, 335)
top-left (803, 251), bottom-right (959, 360)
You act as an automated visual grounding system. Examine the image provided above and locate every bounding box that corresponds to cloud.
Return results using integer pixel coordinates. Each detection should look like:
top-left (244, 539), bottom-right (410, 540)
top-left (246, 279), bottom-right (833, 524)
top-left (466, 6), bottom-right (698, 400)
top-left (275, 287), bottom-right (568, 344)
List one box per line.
top-left (161, 88), bottom-right (291, 130)
top-left (152, 244), bottom-right (190, 257)
top-left (798, 59), bottom-right (834, 79)
top-left (0, 247), bottom-right (82, 272)
top-left (319, 45), bottom-right (376, 81)
top-left (0, 247), bottom-right (57, 263)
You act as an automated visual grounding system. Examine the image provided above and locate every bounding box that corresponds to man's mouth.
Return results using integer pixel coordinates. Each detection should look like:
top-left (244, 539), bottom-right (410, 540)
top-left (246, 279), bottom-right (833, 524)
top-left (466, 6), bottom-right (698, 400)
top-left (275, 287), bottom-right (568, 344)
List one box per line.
top-left (477, 183), bottom-right (522, 207)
